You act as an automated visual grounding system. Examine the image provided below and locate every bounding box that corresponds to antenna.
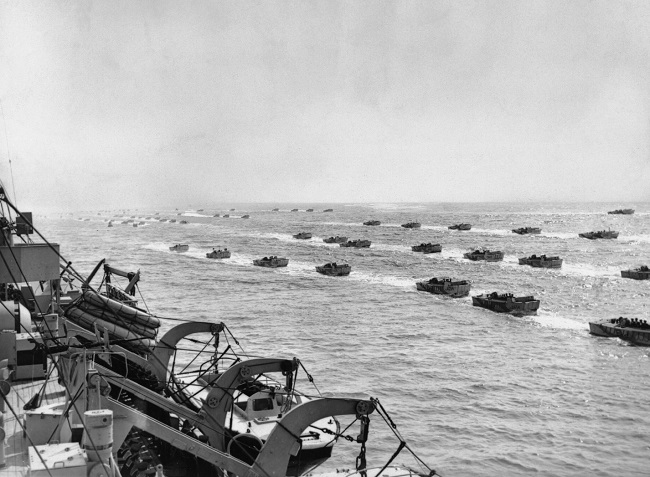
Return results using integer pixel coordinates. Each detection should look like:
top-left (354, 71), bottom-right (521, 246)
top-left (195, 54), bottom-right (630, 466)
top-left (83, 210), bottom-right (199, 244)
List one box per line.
top-left (0, 99), bottom-right (17, 207)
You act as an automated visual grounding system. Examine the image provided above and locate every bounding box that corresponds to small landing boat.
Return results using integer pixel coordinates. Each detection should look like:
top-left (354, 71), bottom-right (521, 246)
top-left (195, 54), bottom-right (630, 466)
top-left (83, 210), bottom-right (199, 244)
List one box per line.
top-left (401, 222), bottom-right (421, 229)
top-left (472, 292), bottom-right (540, 315)
top-left (169, 244), bottom-right (189, 252)
top-left (316, 262), bottom-right (351, 276)
top-left (323, 208), bottom-right (334, 212)
top-left (241, 214), bottom-right (250, 219)
top-left (253, 256), bottom-right (289, 267)
top-left (213, 213), bottom-right (220, 217)
top-left (518, 254), bottom-right (563, 268)
top-left (512, 227), bottom-right (541, 235)
top-left (449, 223), bottom-right (471, 230)
top-left (579, 230), bottom-right (618, 239)
top-left (223, 214), bottom-right (230, 218)
top-left (363, 220), bottom-right (381, 226)
top-left (180, 220), bottom-right (188, 224)
top-left (416, 277), bottom-right (471, 297)
top-left (411, 243), bottom-right (442, 253)
top-left (608, 209), bottom-right (634, 215)
top-left (323, 235), bottom-right (348, 243)
top-left (272, 208), bottom-right (279, 211)
top-left (589, 317), bottom-right (650, 346)
top-left (306, 208), bottom-right (314, 212)
top-left (108, 221), bottom-right (113, 227)
top-left (464, 249), bottom-right (504, 261)
top-left (293, 232), bottom-right (312, 239)
top-left (621, 265), bottom-right (650, 280)
top-left (206, 248), bottom-right (231, 259)
top-left (291, 208), bottom-right (299, 212)
top-left (340, 239), bottom-right (371, 248)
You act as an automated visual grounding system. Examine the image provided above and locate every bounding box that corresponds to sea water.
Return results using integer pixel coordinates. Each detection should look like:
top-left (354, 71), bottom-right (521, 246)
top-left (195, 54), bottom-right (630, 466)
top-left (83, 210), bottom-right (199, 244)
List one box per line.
top-left (38, 202), bottom-right (649, 477)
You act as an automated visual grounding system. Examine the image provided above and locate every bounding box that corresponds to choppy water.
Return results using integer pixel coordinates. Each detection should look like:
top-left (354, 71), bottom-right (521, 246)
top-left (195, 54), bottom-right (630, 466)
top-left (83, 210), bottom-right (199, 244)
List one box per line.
top-left (38, 202), bottom-right (649, 476)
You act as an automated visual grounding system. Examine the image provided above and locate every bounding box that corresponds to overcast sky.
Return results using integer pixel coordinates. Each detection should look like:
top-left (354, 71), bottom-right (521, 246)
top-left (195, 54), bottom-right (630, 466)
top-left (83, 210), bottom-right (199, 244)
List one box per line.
top-left (1, 1), bottom-right (649, 211)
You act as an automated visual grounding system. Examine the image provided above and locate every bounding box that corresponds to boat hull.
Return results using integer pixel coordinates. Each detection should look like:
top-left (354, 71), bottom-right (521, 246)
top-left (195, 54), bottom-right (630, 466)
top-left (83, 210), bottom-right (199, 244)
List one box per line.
top-left (519, 257), bottom-right (563, 269)
top-left (316, 265), bottom-right (351, 276)
top-left (340, 241), bottom-right (371, 248)
top-left (323, 237), bottom-right (347, 243)
top-left (412, 244), bottom-right (442, 253)
top-left (472, 295), bottom-right (540, 315)
top-left (464, 252), bottom-right (504, 262)
top-left (589, 321), bottom-right (650, 346)
top-left (416, 280), bottom-right (470, 297)
top-left (253, 258), bottom-right (289, 267)
top-left (621, 270), bottom-right (650, 280)
top-left (207, 251), bottom-right (231, 259)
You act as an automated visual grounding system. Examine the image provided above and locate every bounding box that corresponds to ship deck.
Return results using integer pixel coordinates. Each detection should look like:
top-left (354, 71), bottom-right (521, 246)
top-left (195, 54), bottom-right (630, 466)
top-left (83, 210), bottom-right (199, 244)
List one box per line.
top-left (1, 374), bottom-right (66, 476)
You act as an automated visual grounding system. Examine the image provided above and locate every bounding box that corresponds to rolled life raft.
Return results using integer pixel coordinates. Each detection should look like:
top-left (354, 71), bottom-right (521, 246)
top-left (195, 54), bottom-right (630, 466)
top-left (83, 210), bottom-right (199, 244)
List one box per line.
top-left (64, 290), bottom-right (160, 352)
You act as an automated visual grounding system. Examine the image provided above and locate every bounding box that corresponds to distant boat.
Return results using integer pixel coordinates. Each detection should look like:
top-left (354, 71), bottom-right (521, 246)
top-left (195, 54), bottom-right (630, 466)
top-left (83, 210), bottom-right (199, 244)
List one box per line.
top-left (464, 249), bottom-right (504, 262)
top-left (241, 215), bottom-right (250, 219)
top-left (206, 249), bottom-right (231, 259)
top-left (223, 214), bottom-right (230, 218)
top-left (197, 209), bottom-right (204, 212)
top-left (323, 236), bottom-right (348, 243)
top-left (169, 244), bottom-right (189, 252)
top-left (293, 232), bottom-right (312, 239)
top-left (316, 262), bottom-right (351, 276)
top-left (323, 208), bottom-right (334, 212)
top-left (579, 230), bottom-right (618, 239)
top-left (608, 209), bottom-right (634, 215)
top-left (291, 208), bottom-right (299, 212)
top-left (401, 222), bottom-right (421, 229)
top-left (108, 221), bottom-right (113, 227)
top-left (213, 214), bottom-right (220, 217)
top-left (363, 220), bottom-right (381, 226)
top-left (306, 208), bottom-right (314, 212)
top-left (272, 208), bottom-right (280, 211)
top-left (621, 265), bottom-right (650, 280)
top-left (132, 223), bottom-right (138, 227)
top-left (180, 220), bottom-right (188, 224)
top-left (589, 317), bottom-right (650, 345)
top-left (416, 277), bottom-right (471, 297)
top-left (518, 254), bottom-right (563, 268)
top-left (411, 243), bottom-right (442, 254)
top-left (449, 223), bottom-right (471, 230)
top-left (340, 239), bottom-right (371, 248)
top-left (472, 292), bottom-right (540, 315)
top-left (512, 227), bottom-right (541, 235)
top-left (230, 208), bottom-right (235, 211)
top-left (253, 256), bottom-right (289, 268)
top-left (169, 219), bottom-right (177, 223)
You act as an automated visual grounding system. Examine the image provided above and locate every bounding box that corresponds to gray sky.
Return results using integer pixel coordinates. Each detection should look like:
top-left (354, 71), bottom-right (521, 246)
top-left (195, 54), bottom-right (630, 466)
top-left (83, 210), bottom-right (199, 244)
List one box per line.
top-left (1, 1), bottom-right (649, 211)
